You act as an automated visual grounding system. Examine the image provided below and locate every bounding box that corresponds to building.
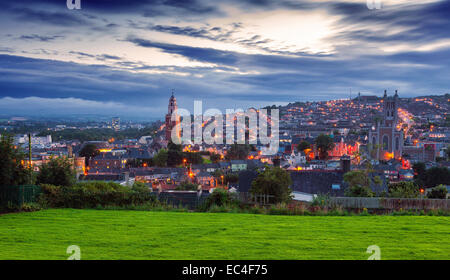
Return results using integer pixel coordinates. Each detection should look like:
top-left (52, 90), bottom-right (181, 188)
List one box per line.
top-left (231, 160), bottom-right (247, 172)
top-left (368, 90), bottom-right (404, 160)
top-left (15, 134), bottom-right (52, 148)
top-left (165, 91), bottom-right (179, 141)
top-left (111, 117), bottom-right (120, 131)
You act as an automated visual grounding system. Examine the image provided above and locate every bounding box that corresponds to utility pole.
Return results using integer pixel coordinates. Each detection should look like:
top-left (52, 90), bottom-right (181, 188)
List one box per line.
top-left (28, 133), bottom-right (32, 185)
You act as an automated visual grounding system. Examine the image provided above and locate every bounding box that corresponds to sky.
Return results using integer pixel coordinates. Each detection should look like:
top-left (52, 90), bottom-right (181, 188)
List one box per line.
top-left (0, 0), bottom-right (449, 119)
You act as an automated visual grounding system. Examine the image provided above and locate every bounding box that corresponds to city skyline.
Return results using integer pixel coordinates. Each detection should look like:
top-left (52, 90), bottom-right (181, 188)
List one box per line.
top-left (0, 0), bottom-right (449, 118)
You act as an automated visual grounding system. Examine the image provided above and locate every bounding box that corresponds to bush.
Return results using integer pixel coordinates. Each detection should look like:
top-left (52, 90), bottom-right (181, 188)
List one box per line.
top-left (37, 157), bottom-right (76, 187)
top-left (39, 181), bottom-right (157, 209)
top-left (427, 185), bottom-right (448, 199)
top-left (388, 181), bottom-right (420, 198)
top-left (200, 188), bottom-right (239, 211)
top-left (311, 194), bottom-right (329, 207)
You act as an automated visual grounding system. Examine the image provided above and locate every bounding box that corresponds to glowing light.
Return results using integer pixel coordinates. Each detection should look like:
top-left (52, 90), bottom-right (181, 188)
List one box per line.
top-left (384, 152), bottom-right (394, 160)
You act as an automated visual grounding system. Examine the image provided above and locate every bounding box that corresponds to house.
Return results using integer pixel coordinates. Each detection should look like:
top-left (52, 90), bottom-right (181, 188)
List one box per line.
top-left (231, 160), bottom-right (247, 172)
top-left (196, 171), bottom-right (216, 189)
top-left (290, 171), bottom-right (346, 196)
top-left (289, 170), bottom-right (388, 196)
top-left (238, 170), bottom-right (258, 192)
top-left (399, 169), bottom-right (414, 181)
top-left (79, 172), bottom-right (134, 186)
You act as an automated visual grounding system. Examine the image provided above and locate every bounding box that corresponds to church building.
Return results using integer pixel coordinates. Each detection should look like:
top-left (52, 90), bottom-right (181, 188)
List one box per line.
top-left (165, 91), bottom-right (179, 141)
top-left (368, 90), bottom-right (403, 160)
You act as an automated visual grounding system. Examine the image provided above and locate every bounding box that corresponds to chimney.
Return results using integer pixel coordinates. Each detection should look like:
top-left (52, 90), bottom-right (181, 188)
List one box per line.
top-left (273, 156), bottom-right (281, 167)
top-left (340, 155), bottom-right (351, 173)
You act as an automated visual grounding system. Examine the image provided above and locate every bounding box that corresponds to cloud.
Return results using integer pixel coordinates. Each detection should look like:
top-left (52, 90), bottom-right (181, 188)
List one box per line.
top-left (0, 96), bottom-right (166, 118)
top-left (18, 34), bottom-right (65, 42)
top-left (11, 7), bottom-right (88, 26)
top-left (0, 0), bottom-right (449, 118)
top-left (126, 37), bottom-right (242, 65)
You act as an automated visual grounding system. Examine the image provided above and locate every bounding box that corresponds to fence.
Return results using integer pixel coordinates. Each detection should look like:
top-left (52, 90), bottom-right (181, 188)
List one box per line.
top-left (0, 185), bottom-right (41, 208)
top-left (238, 192), bottom-right (275, 205)
top-left (328, 197), bottom-right (449, 211)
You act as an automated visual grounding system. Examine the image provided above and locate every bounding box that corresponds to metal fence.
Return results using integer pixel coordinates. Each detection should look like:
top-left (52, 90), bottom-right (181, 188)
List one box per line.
top-left (329, 197), bottom-right (449, 210)
top-left (238, 192), bottom-right (275, 205)
top-left (0, 185), bottom-right (41, 208)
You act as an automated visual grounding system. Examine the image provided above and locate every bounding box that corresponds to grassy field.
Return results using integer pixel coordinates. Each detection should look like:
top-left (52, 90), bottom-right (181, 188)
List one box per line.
top-left (0, 209), bottom-right (449, 260)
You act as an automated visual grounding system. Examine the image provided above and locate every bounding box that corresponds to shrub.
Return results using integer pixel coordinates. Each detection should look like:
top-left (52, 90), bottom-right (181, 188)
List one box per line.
top-left (388, 181), bottom-right (420, 198)
top-left (200, 188), bottom-right (239, 211)
top-left (39, 181), bottom-right (157, 209)
top-left (250, 166), bottom-right (293, 203)
top-left (37, 157), bottom-right (76, 187)
top-left (311, 194), bottom-right (329, 207)
top-left (427, 185), bottom-right (448, 199)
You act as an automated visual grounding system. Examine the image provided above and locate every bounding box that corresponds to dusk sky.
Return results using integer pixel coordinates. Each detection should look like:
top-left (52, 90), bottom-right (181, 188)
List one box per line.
top-left (0, 0), bottom-right (449, 119)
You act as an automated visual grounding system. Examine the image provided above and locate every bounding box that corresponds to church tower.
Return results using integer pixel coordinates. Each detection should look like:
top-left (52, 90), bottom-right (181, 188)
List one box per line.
top-left (165, 90), bottom-right (179, 141)
top-left (368, 90), bottom-right (403, 160)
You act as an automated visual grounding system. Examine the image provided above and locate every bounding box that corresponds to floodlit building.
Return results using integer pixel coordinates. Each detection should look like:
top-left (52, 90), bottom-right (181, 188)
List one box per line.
top-left (368, 90), bottom-right (404, 160)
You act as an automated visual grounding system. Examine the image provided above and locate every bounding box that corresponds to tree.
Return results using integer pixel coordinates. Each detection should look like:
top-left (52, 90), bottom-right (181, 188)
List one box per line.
top-left (427, 185), bottom-right (447, 199)
top-left (167, 142), bottom-right (183, 167)
top-left (297, 141), bottom-right (310, 153)
top-left (176, 181), bottom-right (198, 191)
top-left (226, 144), bottom-right (251, 160)
top-left (343, 170), bottom-right (375, 197)
top-left (201, 188), bottom-right (239, 210)
top-left (423, 167), bottom-right (450, 188)
top-left (37, 157), bottom-right (75, 186)
top-left (446, 145), bottom-right (450, 160)
top-left (250, 166), bottom-right (292, 203)
top-left (315, 134), bottom-right (335, 160)
top-left (183, 151), bottom-right (203, 165)
top-left (0, 135), bottom-right (28, 186)
top-left (388, 181), bottom-right (420, 198)
top-left (412, 162), bottom-right (426, 187)
top-left (153, 149), bottom-right (168, 167)
top-left (79, 143), bottom-right (99, 167)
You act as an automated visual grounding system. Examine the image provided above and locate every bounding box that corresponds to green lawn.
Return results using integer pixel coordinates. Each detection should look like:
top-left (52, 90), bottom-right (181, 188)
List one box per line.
top-left (0, 209), bottom-right (449, 260)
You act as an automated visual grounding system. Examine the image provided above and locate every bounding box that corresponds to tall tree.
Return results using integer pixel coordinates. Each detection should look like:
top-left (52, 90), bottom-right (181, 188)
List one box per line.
top-left (250, 166), bottom-right (292, 203)
top-left (153, 149), bottom-right (168, 167)
top-left (167, 142), bottom-right (183, 167)
top-left (315, 134), bottom-right (335, 160)
top-left (37, 157), bottom-right (76, 186)
top-left (79, 143), bottom-right (100, 167)
top-left (0, 135), bottom-right (28, 186)
top-left (343, 170), bottom-right (375, 197)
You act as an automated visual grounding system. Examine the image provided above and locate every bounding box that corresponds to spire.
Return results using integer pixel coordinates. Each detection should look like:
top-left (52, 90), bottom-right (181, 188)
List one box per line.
top-left (171, 88), bottom-right (175, 97)
top-left (394, 90), bottom-right (398, 98)
top-left (383, 89), bottom-right (387, 98)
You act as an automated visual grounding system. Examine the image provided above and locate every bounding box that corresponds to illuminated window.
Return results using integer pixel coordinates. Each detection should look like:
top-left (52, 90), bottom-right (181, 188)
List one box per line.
top-left (383, 135), bottom-right (389, 151)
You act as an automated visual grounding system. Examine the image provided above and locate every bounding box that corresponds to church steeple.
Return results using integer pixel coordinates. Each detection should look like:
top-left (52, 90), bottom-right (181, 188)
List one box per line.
top-left (168, 90), bottom-right (177, 115)
top-left (166, 90), bottom-right (179, 141)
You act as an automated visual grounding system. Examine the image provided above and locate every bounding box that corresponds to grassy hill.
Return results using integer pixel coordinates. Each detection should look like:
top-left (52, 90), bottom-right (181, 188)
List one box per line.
top-left (0, 209), bottom-right (448, 260)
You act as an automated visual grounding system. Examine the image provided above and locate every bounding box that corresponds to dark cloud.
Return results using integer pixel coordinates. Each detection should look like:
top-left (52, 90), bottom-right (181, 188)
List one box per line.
top-left (127, 37), bottom-right (242, 65)
top-left (11, 7), bottom-right (88, 26)
top-left (0, 0), bottom-right (449, 118)
top-left (18, 34), bottom-right (65, 42)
